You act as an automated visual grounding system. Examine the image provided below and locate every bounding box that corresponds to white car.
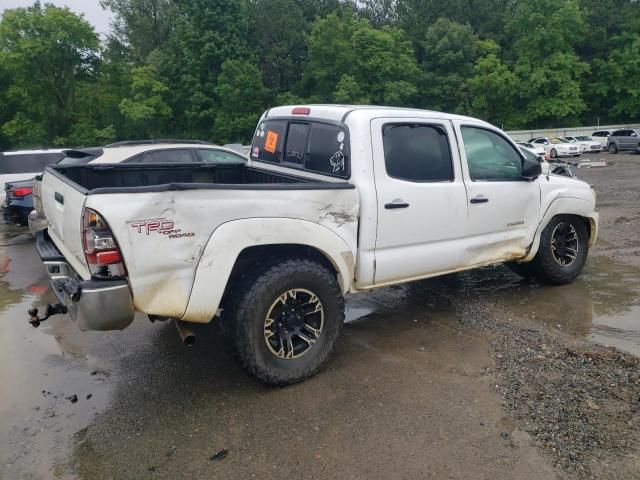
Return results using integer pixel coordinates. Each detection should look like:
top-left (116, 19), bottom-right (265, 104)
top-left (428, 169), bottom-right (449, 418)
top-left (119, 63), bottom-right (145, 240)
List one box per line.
top-left (592, 130), bottom-right (612, 148)
top-left (34, 105), bottom-right (598, 385)
top-left (516, 141), bottom-right (545, 156)
top-left (529, 137), bottom-right (581, 158)
top-left (0, 149), bottom-right (66, 203)
top-left (563, 136), bottom-right (603, 153)
top-left (28, 141), bottom-right (246, 233)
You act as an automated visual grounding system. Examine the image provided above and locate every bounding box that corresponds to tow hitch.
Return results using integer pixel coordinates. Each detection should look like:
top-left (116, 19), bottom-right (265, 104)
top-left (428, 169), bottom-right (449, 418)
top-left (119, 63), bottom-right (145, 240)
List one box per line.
top-left (28, 304), bottom-right (67, 328)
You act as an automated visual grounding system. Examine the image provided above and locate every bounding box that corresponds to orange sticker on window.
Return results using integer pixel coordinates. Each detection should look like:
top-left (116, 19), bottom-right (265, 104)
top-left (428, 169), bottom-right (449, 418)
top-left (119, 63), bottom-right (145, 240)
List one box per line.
top-left (264, 130), bottom-right (279, 154)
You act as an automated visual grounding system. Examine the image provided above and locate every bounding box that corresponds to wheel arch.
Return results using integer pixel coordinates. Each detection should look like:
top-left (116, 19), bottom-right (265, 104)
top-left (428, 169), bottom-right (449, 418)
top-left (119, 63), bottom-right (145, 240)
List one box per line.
top-left (522, 198), bottom-right (598, 262)
top-left (181, 218), bottom-right (356, 323)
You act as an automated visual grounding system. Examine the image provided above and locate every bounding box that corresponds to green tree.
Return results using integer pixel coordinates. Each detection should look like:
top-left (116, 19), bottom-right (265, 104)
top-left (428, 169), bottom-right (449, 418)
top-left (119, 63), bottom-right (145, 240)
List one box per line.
top-left (506, 0), bottom-right (588, 127)
top-left (467, 46), bottom-right (519, 127)
top-left (304, 13), bottom-right (419, 106)
top-left (0, 2), bottom-right (100, 147)
top-left (605, 33), bottom-right (640, 119)
top-left (100, 0), bottom-right (176, 62)
top-left (119, 65), bottom-right (172, 138)
top-left (213, 59), bottom-right (268, 143)
top-left (419, 18), bottom-right (484, 113)
top-left (157, 0), bottom-right (250, 139)
top-left (249, 0), bottom-right (307, 92)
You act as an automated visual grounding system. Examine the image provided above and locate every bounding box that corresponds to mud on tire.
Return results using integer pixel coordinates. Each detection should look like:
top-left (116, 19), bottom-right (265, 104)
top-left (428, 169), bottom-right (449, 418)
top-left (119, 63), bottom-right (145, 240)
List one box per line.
top-left (226, 258), bottom-right (344, 386)
top-left (529, 215), bottom-right (589, 285)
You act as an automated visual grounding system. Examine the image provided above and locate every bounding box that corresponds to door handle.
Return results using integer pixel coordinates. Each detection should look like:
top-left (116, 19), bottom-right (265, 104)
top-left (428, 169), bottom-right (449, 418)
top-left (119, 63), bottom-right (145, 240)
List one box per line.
top-left (470, 196), bottom-right (489, 204)
top-left (385, 200), bottom-right (410, 209)
top-left (54, 192), bottom-right (64, 205)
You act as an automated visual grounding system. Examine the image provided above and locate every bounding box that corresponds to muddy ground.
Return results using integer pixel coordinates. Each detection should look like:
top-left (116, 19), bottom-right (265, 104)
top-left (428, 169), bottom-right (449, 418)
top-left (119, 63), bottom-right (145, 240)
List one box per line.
top-left (0, 151), bottom-right (639, 480)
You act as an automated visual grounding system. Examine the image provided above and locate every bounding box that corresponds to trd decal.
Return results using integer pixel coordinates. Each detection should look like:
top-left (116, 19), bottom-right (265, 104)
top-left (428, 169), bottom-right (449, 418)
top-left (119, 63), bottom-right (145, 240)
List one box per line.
top-left (128, 218), bottom-right (195, 239)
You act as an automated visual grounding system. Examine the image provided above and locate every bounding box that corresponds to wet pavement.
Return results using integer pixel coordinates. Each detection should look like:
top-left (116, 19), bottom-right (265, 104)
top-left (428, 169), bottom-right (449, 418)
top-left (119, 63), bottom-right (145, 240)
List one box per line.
top-left (0, 152), bottom-right (639, 479)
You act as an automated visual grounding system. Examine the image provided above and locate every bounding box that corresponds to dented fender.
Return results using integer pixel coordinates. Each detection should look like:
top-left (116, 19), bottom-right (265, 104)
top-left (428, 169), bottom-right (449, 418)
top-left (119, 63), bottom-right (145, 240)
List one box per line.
top-left (522, 197), bottom-right (598, 262)
top-left (181, 218), bottom-right (357, 323)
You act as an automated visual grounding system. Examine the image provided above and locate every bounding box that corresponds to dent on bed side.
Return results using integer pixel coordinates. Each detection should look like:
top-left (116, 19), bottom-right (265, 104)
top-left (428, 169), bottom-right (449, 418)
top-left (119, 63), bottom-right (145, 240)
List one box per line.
top-left (318, 203), bottom-right (358, 227)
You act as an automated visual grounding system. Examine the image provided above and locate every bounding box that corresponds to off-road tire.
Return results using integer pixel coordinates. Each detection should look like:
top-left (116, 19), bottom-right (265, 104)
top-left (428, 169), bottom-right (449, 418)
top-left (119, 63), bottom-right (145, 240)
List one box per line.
top-left (550, 148), bottom-right (558, 158)
top-left (529, 215), bottom-right (589, 285)
top-left (608, 142), bottom-right (618, 153)
top-left (226, 258), bottom-right (344, 386)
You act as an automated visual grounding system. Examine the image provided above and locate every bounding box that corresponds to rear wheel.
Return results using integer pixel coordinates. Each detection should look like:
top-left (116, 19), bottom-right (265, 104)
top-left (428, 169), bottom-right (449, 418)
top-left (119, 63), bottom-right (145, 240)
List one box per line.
top-left (608, 143), bottom-right (618, 153)
top-left (227, 258), bottom-right (344, 385)
top-left (529, 215), bottom-right (589, 285)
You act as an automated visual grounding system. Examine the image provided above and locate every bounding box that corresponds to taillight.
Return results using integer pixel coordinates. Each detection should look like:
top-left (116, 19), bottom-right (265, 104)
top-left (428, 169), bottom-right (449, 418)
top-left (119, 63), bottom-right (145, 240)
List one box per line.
top-left (82, 208), bottom-right (125, 276)
top-left (292, 107), bottom-right (310, 115)
top-left (10, 187), bottom-right (33, 198)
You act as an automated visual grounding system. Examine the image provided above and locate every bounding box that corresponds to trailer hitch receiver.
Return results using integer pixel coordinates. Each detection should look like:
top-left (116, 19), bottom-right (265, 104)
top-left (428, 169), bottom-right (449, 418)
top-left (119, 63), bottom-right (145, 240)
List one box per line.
top-left (28, 304), bottom-right (67, 328)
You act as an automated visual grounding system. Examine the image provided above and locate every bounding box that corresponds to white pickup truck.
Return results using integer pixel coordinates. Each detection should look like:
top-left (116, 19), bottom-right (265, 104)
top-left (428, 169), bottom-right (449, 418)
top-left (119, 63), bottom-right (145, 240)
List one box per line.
top-left (33, 105), bottom-right (599, 385)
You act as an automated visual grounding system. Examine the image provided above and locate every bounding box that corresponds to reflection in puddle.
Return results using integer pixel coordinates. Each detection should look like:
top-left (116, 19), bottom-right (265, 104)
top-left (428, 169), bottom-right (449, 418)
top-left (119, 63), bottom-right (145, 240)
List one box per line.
top-left (347, 256), bottom-right (640, 356)
top-left (442, 256), bottom-right (640, 356)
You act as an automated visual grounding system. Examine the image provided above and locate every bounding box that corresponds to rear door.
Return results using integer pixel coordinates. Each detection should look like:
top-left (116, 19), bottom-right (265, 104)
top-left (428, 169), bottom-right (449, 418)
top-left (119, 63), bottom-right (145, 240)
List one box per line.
top-left (41, 170), bottom-right (90, 278)
top-left (372, 118), bottom-right (469, 285)
top-left (453, 121), bottom-right (540, 265)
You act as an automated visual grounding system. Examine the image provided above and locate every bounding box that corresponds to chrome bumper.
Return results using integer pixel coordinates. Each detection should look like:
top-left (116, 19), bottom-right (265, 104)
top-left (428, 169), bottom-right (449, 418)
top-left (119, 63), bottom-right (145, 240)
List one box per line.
top-left (36, 231), bottom-right (135, 331)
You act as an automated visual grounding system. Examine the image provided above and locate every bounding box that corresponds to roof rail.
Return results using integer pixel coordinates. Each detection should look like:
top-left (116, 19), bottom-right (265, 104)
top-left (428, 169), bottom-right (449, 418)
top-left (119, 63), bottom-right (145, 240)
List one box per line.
top-left (105, 139), bottom-right (214, 147)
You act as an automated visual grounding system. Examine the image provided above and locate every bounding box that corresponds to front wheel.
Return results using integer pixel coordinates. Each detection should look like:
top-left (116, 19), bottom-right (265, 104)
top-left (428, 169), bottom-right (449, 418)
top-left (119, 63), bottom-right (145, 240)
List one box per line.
top-left (608, 143), bottom-right (618, 153)
top-left (529, 215), bottom-right (589, 285)
top-left (227, 258), bottom-right (344, 385)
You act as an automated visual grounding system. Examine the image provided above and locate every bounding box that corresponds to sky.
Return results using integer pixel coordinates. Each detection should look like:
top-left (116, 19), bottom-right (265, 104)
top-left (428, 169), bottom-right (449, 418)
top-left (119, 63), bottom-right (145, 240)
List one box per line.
top-left (0, 0), bottom-right (113, 35)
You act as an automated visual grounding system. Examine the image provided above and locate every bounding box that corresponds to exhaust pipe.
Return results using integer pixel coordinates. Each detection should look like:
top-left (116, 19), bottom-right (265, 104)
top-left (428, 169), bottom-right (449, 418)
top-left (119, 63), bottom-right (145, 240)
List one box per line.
top-left (174, 319), bottom-right (196, 346)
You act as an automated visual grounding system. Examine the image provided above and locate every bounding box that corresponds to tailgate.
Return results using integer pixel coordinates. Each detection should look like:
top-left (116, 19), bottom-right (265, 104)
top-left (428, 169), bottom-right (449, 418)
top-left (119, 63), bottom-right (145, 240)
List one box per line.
top-left (41, 169), bottom-right (91, 279)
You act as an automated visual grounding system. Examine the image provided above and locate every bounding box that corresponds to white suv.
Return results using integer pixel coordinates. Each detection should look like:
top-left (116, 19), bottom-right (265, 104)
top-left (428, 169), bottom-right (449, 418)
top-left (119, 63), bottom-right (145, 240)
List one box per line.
top-left (29, 141), bottom-right (246, 234)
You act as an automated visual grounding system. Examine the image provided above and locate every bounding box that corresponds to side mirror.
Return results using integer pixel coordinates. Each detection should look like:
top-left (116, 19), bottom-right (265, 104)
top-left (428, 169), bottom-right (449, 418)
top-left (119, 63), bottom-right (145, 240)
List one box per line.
top-left (631, 132), bottom-right (638, 137)
top-left (522, 155), bottom-right (542, 180)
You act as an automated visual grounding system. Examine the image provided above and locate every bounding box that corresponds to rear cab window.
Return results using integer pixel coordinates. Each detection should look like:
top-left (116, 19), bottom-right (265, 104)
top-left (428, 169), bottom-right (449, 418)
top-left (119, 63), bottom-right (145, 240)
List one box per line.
top-left (251, 118), bottom-right (350, 178)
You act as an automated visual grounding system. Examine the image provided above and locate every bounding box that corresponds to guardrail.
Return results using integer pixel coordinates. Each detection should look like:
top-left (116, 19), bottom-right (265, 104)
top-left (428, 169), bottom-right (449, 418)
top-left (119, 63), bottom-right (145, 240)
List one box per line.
top-left (507, 123), bottom-right (640, 141)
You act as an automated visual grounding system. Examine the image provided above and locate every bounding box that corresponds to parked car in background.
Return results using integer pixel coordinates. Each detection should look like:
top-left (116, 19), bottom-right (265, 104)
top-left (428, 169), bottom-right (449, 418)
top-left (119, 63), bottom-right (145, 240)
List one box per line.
top-left (607, 129), bottom-right (640, 153)
top-left (28, 141), bottom-right (247, 234)
top-left (0, 149), bottom-right (66, 202)
top-left (3, 178), bottom-right (35, 226)
top-left (564, 136), bottom-right (603, 153)
top-left (516, 141), bottom-right (546, 157)
top-left (592, 130), bottom-right (612, 148)
top-left (529, 137), bottom-right (581, 158)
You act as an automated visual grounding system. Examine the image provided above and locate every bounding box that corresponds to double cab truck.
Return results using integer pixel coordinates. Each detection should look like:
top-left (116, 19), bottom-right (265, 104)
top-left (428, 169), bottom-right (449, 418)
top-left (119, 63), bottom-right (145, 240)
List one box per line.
top-left (33, 105), bottom-right (599, 385)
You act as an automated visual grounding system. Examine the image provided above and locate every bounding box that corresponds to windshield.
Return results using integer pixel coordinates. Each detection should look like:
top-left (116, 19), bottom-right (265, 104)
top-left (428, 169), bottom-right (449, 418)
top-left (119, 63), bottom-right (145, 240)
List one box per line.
top-left (551, 137), bottom-right (569, 144)
top-left (575, 136), bottom-right (591, 141)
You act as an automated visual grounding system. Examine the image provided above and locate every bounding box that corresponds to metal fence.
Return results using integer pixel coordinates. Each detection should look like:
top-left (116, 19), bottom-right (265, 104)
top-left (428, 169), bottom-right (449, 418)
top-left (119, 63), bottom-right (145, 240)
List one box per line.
top-left (506, 123), bottom-right (640, 142)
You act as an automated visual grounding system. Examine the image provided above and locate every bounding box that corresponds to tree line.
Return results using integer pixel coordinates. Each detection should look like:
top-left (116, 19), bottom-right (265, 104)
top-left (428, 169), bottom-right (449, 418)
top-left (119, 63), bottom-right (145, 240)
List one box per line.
top-left (0, 0), bottom-right (638, 150)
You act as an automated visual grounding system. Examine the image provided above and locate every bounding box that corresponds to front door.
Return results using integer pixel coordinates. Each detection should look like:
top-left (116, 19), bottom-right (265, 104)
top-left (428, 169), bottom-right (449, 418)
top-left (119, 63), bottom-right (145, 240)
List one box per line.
top-left (453, 121), bottom-right (540, 266)
top-left (372, 118), bottom-right (469, 286)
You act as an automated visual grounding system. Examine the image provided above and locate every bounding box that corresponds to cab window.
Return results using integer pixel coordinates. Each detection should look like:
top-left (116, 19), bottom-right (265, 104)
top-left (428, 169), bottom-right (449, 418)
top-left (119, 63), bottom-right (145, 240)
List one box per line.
top-left (461, 127), bottom-right (523, 181)
top-left (382, 124), bottom-right (454, 182)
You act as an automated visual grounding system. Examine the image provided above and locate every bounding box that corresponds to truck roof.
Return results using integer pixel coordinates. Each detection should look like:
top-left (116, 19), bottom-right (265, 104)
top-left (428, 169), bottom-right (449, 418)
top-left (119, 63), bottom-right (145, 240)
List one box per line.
top-left (264, 104), bottom-right (487, 125)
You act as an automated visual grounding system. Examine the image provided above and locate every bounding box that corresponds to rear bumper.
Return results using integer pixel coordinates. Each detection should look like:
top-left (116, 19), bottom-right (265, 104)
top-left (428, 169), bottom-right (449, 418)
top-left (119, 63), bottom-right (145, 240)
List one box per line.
top-left (36, 230), bottom-right (135, 331)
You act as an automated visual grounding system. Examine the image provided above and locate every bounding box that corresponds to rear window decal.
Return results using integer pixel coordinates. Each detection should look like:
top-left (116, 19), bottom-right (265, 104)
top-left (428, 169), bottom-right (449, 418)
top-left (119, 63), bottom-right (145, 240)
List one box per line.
top-left (264, 131), bottom-right (279, 154)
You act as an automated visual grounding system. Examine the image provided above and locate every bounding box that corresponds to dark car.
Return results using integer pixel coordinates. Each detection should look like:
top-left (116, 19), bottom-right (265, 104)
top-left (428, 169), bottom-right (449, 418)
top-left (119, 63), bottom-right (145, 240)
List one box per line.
top-left (2, 148), bottom-right (101, 228)
top-left (2, 178), bottom-right (35, 225)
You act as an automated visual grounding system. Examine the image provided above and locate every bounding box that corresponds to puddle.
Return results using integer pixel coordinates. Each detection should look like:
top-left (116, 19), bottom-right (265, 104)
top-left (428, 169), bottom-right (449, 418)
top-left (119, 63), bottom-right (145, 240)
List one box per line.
top-left (0, 233), bottom-right (113, 480)
top-left (448, 256), bottom-right (640, 356)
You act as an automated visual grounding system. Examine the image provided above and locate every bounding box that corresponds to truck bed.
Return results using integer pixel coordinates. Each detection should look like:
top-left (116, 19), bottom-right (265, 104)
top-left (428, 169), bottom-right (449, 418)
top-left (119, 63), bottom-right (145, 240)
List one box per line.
top-left (47, 163), bottom-right (350, 194)
top-left (41, 161), bottom-right (359, 321)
